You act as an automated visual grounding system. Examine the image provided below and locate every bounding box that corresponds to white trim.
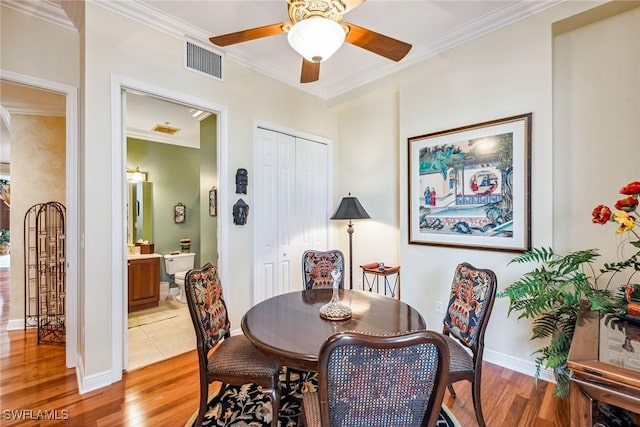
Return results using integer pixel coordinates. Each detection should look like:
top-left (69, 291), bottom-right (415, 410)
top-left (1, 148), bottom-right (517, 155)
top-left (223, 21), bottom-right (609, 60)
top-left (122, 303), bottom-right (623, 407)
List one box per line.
top-left (484, 347), bottom-right (555, 384)
top-left (1, 0), bottom-right (76, 31)
top-left (111, 75), bottom-right (229, 380)
top-left (0, 69), bottom-right (79, 371)
top-left (76, 357), bottom-right (112, 394)
top-left (5, 319), bottom-right (24, 330)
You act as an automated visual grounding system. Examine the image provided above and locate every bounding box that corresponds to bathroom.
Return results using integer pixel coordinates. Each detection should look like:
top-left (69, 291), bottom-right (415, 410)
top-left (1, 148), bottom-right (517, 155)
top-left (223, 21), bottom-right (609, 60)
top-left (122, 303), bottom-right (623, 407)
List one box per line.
top-left (125, 92), bottom-right (218, 370)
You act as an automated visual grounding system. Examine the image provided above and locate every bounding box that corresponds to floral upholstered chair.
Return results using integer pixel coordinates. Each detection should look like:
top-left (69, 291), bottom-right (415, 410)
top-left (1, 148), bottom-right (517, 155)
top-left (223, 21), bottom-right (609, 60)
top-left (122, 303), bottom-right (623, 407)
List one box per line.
top-left (302, 249), bottom-right (345, 290)
top-left (184, 263), bottom-right (281, 427)
top-left (300, 330), bottom-right (449, 427)
top-left (441, 262), bottom-right (497, 427)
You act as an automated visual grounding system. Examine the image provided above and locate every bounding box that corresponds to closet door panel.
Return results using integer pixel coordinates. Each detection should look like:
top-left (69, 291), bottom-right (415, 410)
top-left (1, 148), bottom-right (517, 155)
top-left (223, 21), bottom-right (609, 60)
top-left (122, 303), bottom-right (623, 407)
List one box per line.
top-left (254, 128), bottom-right (329, 303)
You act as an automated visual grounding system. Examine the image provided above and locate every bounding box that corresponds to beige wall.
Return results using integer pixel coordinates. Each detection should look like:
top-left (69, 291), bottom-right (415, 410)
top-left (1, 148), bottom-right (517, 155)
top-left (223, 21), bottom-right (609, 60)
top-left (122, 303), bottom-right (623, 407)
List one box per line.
top-left (0, 7), bottom-right (79, 86)
top-left (77, 3), bottom-right (339, 378)
top-left (9, 115), bottom-right (67, 321)
top-left (3, 0), bottom-right (638, 389)
top-left (330, 0), bottom-right (639, 377)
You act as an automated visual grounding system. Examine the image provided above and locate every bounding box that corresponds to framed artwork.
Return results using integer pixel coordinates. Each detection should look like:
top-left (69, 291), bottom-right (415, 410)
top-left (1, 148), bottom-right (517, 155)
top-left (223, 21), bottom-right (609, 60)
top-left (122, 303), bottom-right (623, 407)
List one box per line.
top-left (408, 113), bottom-right (531, 251)
top-left (174, 202), bottom-right (186, 224)
top-left (209, 187), bottom-right (217, 217)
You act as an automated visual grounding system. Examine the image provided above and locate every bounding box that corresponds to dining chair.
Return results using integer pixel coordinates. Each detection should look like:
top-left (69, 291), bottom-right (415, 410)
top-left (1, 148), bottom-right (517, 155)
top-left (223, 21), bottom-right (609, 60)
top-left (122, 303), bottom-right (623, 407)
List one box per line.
top-left (287, 249), bottom-right (346, 389)
top-left (184, 263), bottom-right (281, 427)
top-left (302, 249), bottom-right (345, 290)
top-left (441, 262), bottom-right (497, 427)
top-left (300, 330), bottom-right (450, 427)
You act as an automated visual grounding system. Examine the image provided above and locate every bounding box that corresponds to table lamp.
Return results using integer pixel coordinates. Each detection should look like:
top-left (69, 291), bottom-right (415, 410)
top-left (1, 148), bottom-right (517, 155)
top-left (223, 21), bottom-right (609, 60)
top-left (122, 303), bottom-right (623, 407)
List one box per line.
top-left (330, 193), bottom-right (370, 289)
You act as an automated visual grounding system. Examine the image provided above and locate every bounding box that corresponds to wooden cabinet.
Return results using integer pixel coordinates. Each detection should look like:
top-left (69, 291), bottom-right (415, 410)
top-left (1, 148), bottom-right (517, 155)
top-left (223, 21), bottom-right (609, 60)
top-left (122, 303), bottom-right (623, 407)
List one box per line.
top-left (568, 308), bottom-right (640, 426)
top-left (128, 256), bottom-right (160, 312)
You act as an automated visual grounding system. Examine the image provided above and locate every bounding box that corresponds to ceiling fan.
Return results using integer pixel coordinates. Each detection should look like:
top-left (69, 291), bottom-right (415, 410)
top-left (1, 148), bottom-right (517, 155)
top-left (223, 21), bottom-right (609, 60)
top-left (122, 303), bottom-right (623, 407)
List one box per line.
top-left (209, 0), bottom-right (412, 84)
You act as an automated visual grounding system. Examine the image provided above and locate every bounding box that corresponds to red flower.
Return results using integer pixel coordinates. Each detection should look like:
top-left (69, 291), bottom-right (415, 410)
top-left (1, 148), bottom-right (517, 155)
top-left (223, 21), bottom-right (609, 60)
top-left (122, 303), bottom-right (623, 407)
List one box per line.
top-left (615, 196), bottom-right (639, 212)
top-left (592, 204), bottom-right (612, 224)
top-left (620, 181), bottom-right (640, 196)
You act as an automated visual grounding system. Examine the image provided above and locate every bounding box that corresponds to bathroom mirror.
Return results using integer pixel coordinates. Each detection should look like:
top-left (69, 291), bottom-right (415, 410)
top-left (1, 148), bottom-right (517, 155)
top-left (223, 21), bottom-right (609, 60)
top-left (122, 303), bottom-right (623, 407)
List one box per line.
top-left (127, 181), bottom-right (153, 243)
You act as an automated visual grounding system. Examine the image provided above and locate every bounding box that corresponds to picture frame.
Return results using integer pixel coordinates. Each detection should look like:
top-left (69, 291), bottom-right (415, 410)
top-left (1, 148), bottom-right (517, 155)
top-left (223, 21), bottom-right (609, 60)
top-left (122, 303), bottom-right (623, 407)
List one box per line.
top-left (408, 113), bottom-right (531, 252)
top-left (209, 187), bottom-right (217, 217)
top-left (174, 202), bottom-right (186, 224)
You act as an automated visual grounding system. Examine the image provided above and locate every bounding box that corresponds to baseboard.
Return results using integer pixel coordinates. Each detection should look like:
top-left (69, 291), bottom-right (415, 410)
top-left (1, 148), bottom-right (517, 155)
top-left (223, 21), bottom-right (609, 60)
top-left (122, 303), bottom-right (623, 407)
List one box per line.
top-left (6, 318), bottom-right (24, 330)
top-left (484, 348), bottom-right (556, 384)
top-left (76, 357), bottom-right (114, 394)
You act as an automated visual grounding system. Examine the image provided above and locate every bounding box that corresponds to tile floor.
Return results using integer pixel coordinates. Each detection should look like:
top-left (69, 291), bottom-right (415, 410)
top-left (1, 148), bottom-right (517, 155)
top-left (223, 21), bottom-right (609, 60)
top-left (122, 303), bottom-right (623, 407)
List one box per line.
top-left (127, 296), bottom-right (196, 371)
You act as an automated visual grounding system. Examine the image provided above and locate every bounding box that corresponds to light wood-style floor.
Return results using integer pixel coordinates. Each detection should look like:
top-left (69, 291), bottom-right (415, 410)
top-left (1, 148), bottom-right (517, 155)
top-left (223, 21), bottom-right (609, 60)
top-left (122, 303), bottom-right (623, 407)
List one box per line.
top-left (0, 267), bottom-right (570, 426)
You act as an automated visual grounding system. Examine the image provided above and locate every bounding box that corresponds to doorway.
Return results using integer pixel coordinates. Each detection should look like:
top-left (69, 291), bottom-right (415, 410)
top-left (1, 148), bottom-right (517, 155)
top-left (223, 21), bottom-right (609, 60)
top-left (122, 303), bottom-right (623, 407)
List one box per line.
top-left (124, 91), bottom-right (218, 370)
top-left (0, 71), bottom-right (79, 369)
top-left (112, 76), bottom-right (229, 376)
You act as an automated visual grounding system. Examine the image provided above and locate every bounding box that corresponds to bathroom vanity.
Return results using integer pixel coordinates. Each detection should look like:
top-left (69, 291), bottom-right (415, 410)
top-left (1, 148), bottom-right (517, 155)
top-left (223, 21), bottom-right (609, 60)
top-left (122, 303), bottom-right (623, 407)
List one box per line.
top-left (127, 253), bottom-right (161, 312)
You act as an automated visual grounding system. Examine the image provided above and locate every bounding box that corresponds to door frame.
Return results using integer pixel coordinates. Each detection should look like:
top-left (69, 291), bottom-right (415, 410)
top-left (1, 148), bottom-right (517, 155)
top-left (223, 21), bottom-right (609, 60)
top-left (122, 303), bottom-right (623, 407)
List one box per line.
top-left (0, 69), bottom-right (79, 369)
top-left (252, 120), bottom-right (334, 304)
top-left (111, 75), bottom-right (228, 377)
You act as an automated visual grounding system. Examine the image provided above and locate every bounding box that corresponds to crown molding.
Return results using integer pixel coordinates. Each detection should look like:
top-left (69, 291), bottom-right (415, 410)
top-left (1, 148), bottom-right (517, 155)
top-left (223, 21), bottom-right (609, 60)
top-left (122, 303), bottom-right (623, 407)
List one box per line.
top-left (8, 0), bottom-right (566, 101)
top-left (1, 0), bottom-right (76, 31)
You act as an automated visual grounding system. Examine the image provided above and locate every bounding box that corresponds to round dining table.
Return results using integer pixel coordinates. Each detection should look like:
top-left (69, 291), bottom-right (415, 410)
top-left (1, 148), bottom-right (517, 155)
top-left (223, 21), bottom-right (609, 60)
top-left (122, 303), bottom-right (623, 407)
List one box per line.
top-left (241, 289), bottom-right (426, 372)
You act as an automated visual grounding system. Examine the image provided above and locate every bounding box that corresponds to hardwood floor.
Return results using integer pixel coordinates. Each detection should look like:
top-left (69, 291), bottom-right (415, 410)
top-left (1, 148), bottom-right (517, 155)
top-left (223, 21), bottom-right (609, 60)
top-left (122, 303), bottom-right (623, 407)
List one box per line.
top-left (0, 266), bottom-right (570, 426)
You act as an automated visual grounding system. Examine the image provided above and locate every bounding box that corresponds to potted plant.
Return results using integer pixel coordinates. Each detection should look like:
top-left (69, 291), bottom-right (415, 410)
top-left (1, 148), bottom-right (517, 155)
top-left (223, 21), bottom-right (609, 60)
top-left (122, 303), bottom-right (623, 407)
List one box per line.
top-left (500, 179), bottom-right (640, 398)
top-left (0, 228), bottom-right (10, 255)
top-left (498, 247), bottom-right (616, 398)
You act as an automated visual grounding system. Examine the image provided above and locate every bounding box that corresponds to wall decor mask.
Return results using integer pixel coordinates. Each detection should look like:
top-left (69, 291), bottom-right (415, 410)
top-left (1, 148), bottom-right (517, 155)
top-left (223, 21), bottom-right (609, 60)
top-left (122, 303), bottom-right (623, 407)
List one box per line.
top-left (232, 199), bottom-right (249, 225)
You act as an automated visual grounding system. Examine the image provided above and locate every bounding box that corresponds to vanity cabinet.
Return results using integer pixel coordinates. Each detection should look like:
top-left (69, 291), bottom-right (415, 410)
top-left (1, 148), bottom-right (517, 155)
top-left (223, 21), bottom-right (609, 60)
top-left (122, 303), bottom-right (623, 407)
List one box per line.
top-left (128, 256), bottom-right (160, 312)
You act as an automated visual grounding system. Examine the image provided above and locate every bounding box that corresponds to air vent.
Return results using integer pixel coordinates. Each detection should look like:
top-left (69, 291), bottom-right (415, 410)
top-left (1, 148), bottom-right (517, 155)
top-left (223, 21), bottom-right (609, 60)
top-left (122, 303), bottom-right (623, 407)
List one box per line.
top-left (185, 40), bottom-right (223, 80)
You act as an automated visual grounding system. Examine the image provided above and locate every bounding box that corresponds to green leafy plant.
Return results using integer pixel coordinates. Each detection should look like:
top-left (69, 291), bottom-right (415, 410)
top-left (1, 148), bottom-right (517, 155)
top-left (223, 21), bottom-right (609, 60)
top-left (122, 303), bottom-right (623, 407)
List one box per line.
top-left (0, 229), bottom-right (9, 254)
top-left (498, 247), bottom-right (617, 398)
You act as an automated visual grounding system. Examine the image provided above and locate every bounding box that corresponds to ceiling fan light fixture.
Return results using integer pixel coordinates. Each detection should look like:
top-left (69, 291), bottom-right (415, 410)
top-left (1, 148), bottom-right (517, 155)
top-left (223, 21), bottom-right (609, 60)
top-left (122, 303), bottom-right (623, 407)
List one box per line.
top-left (287, 17), bottom-right (345, 63)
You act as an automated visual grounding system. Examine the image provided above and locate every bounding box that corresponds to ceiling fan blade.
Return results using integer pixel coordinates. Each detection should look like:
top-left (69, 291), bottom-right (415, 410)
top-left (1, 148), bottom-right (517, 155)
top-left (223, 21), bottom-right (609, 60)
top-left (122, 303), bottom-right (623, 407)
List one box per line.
top-left (300, 59), bottom-right (320, 83)
top-left (342, 0), bottom-right (366, 13)
top-left (344, 23), bottom-right (412, 62)
top-left (209, 23), bottom-right (288, 47)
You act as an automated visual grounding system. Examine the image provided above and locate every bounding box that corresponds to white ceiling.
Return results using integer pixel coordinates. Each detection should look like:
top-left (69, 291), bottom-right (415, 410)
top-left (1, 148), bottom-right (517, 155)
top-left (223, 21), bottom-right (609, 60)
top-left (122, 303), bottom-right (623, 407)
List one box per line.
top-left (1, 0), bottom-right (564, 152)
top-left (94, 0), bottom-right (563, 99)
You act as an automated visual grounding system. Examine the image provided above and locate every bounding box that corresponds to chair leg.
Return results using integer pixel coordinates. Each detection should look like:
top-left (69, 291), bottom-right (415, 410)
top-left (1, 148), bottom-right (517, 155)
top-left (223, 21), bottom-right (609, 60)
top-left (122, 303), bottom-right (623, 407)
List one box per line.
top-left (285, 367), bottom-right (291, 390)
top-left (194, 383), bottom-right (209, 427)
top-left (447, 383), bottom-right (456, 397)
top-left (471, 379), bottom-right (486, 427)
top-left (269, 383), bottom-right (281, 427)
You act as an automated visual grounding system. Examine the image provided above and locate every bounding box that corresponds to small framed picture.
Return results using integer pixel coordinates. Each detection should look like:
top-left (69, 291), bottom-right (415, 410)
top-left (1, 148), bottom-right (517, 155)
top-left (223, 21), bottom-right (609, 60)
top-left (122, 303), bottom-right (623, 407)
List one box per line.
top-left (174, 202), bottom-right (186, 224)
top-left (209, 187), bottom-right (217, 217)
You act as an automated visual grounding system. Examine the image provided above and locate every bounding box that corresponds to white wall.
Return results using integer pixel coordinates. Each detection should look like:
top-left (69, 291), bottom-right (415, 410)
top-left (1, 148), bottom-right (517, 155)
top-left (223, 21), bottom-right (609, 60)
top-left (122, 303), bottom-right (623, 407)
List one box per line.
top-left (77, 3), bottom-right (339, 380)
top-left (329, 0), bottom-right (638, 379)
top-left (553, 5), bottom-right (640, 260)
top-left (3, 0), bottom-right (638, 391)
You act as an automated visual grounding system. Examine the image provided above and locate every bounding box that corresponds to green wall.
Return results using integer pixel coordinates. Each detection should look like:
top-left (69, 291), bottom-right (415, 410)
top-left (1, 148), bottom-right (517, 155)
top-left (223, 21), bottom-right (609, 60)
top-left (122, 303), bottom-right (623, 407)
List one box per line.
top-left (128, 138), bottom-right (201, 282)
top-left (199, 115), bottom-right (218, 268)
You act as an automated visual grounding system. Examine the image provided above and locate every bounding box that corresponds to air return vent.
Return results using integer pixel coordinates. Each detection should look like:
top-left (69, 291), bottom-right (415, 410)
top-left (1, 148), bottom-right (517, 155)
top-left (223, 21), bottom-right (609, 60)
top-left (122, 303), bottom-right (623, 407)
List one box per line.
top-left (185, 40), bottom-right (223, 80)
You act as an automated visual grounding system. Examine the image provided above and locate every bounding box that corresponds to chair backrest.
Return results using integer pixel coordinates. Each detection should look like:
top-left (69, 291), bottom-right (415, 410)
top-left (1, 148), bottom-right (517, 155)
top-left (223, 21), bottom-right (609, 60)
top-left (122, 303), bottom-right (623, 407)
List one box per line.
top-left (184, 263), bottom-right (231, 358)
top-left (442, 262), bottom-right (497, 353)
top-left (317, 330), bottom-right (449, 427)
top-left (302, 249), bottom-right (345, 290)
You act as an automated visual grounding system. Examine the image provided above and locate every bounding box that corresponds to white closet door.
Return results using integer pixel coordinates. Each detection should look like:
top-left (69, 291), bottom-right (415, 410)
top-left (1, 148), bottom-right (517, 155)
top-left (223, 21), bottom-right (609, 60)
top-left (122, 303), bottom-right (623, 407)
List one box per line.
top-left (254, 128), bottom-right (329, 304)
top-left (296, 137), bottom-right (328, 252)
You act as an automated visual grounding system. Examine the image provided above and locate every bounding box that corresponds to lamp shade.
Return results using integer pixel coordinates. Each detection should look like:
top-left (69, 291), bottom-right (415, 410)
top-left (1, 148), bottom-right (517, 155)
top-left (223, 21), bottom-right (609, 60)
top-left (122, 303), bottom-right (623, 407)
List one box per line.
top-left (330, 195), bottom-right (370, 220)
top-left (287, 17), bottom-right (345, 63)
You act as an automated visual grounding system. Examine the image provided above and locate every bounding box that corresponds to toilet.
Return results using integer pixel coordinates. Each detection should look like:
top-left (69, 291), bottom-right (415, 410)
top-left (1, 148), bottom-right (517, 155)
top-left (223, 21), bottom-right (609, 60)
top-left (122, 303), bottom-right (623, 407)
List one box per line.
top-left (164, 253), bottom-right (196, 304)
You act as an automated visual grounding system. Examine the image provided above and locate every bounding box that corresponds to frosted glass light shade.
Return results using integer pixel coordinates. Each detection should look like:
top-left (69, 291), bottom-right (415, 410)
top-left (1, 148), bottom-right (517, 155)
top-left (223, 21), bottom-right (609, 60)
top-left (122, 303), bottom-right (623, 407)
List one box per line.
top-left (287, 17), bottom-right (345, 63)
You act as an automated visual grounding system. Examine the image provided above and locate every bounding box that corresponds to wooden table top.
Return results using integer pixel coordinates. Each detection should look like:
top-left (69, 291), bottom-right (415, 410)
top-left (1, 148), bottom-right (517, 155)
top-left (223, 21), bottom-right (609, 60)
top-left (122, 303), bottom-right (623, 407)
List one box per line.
top-left (241, 289), bottom-right (426, 371)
